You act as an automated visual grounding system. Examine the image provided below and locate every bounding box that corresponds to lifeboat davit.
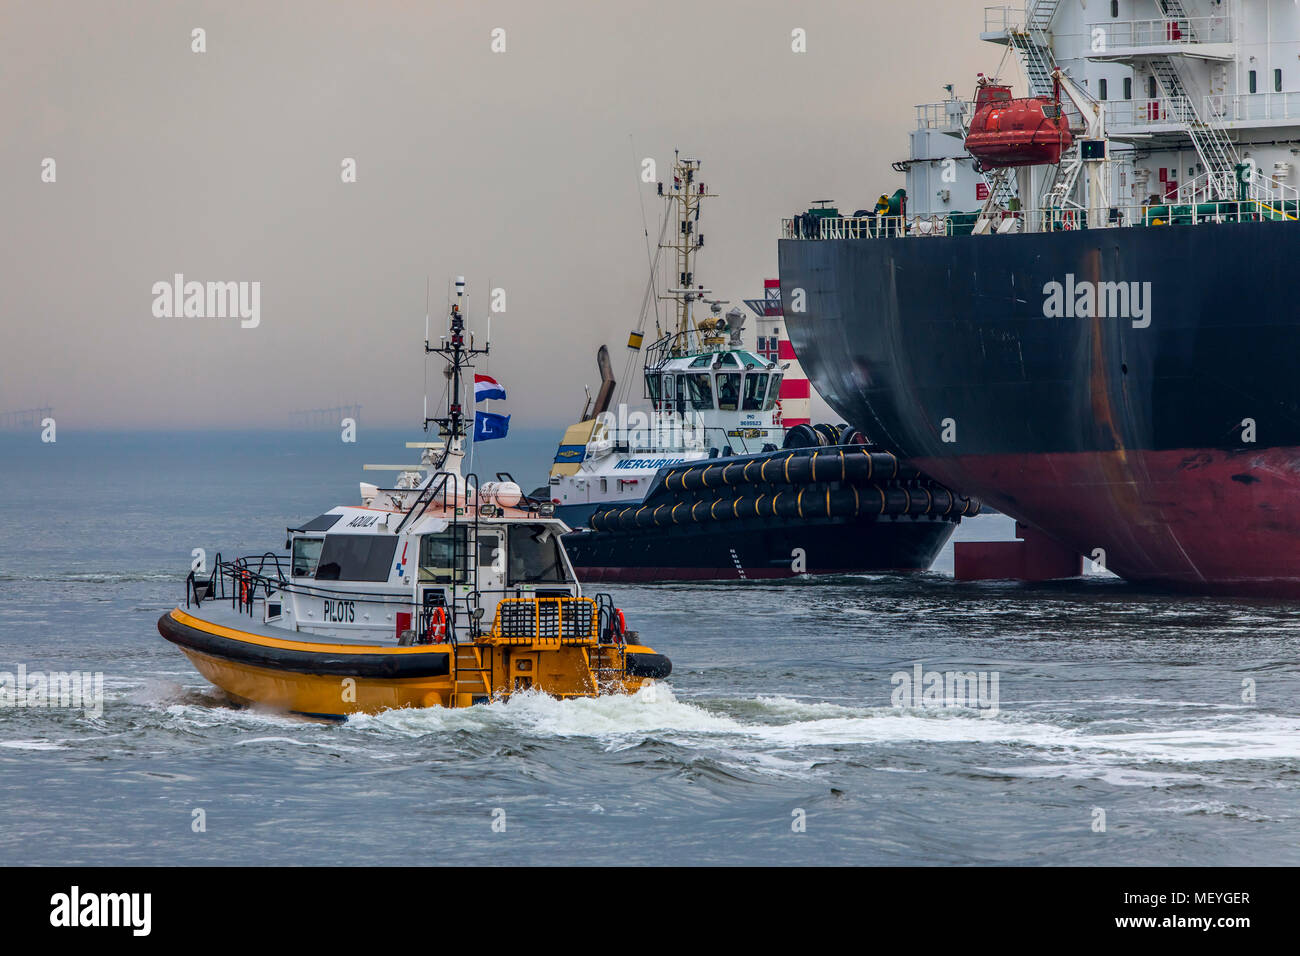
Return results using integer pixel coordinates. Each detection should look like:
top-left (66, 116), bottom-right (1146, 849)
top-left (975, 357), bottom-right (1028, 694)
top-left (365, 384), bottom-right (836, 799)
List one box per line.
top-left (964, 74), bottom-right (1072, 170)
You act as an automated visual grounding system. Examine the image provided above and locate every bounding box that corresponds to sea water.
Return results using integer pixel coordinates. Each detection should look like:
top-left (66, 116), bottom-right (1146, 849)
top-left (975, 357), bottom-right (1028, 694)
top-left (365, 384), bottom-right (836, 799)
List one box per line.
top-left (1, 430), bottom-right (1297, 865)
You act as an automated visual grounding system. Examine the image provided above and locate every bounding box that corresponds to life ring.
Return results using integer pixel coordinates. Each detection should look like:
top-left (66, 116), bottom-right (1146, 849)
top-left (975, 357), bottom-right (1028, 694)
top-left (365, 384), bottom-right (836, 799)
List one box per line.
top-left (613, 608), bottom-right (627, 645)
top-left (425, 606), bottom-right (447, 644)
top-left (238, 568), bottom-right (249, 606)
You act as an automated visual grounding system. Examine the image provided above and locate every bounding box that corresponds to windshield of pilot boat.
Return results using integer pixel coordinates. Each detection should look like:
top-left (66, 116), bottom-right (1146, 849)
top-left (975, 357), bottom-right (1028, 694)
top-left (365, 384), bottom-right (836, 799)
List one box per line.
top-left (314, 534), bottom-right (397, 582)
top-left (507, 524), bottom-right (570, 584)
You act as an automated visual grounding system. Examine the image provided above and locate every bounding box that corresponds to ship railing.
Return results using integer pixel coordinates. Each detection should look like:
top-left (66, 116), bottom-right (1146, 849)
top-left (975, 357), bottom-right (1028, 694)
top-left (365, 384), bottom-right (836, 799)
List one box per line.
top-left (487, 596), bottom-right (601, 647)
top-left (982, 5), bottom-right (1024, 34)
top-left (189, 552), bottom-right (426, 621)
top-left (1030, 198), bottom-right (1299, 232)
top-left (781, 215), bottom-right (953, 240)
top-left (1105, 96), bottom-right (1195, 130)
top-left (916, 100), bottom-right (973, 132)
top-left (1177, 166), bottom-right (1299, 208)
top-left (1207, 91), bottom-right (1300, 126)
top-left (1088, 15), bottom-right (1231, 51)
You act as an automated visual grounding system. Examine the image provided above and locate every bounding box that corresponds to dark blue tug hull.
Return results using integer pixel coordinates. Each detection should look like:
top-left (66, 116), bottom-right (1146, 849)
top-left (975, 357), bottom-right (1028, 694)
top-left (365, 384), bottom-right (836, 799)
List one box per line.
top-left (558, 445), bottom-right (974, 582)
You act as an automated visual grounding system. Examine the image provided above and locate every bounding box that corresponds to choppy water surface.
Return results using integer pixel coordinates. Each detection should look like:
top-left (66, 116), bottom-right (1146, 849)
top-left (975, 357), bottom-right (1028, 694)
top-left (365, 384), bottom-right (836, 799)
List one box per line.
top-left (1, 432), bottom-right (1297, 865)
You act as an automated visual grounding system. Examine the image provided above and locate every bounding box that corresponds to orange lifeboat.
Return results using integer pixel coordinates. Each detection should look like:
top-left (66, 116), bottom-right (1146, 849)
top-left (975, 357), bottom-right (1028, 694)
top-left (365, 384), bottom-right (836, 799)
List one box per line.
top-left (964, 74), bottom-right (1072, 170)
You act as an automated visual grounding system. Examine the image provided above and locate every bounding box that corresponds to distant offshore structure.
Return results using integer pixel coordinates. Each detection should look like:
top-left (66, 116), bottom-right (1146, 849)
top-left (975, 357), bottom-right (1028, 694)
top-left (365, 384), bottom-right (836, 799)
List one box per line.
top-left (289, 403), bottom-right (362, 430)
top-left (0, 406), bottom-right (54, 431)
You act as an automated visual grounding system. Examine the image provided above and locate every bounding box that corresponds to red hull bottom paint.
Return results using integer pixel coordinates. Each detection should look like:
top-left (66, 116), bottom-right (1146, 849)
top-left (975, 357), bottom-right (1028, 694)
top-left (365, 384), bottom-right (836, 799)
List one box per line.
top-left (574, 566), bottom-right (926, 584)
top-left (914, 447), bottom-right (1300, 597)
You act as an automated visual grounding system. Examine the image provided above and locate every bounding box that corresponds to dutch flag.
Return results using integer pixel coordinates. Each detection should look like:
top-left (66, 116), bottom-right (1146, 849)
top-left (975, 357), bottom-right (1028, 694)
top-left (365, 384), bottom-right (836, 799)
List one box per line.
top-left (474, 374), bottom-right (507, 403)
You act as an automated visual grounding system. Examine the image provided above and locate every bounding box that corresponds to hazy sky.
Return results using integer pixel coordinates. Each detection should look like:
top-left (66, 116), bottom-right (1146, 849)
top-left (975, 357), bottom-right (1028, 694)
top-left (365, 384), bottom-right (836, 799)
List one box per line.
top-left (1, 0), bottom-right (997, 430)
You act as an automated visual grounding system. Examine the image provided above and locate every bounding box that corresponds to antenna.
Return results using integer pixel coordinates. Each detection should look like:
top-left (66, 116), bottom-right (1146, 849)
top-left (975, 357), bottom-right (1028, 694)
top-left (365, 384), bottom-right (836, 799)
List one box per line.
top-left (424, 275), bottom-right (490, 464)
top-left (657, 152), bottom-right (717, 357)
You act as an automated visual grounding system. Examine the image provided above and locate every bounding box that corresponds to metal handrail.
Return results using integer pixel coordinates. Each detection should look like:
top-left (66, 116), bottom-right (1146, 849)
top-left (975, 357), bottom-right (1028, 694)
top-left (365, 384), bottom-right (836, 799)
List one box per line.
top-left (394, 472), bottom-right (451, 534)
top-left (783, 196), bottom-right (1300, 240)
top-left (488, 596), bottom-right (600, 646)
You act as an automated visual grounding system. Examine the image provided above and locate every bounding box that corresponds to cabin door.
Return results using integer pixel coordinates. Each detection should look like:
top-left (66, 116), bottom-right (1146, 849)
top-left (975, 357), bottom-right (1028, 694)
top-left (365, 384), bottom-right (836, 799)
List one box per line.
top-left (475, 529), bottom-right (507, 629)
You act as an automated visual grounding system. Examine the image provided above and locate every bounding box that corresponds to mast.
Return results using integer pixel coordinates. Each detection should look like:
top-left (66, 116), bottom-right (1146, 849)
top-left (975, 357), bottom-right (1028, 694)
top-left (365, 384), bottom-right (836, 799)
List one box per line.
top-left (658, 152), bottom-right (717, 356)
top-left (424, 275), bottom-right (489, 474)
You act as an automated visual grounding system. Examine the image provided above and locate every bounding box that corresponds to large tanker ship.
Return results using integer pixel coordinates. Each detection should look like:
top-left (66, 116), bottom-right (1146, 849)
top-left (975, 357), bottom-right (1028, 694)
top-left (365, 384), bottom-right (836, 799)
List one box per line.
top-left (778, 0), bottom-right (1300, 597)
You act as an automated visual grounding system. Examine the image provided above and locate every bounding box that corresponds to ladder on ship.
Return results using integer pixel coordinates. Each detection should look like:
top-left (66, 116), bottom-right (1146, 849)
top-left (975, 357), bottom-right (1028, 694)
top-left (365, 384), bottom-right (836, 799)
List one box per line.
top-left (586, 643), bottom-right (624, 689)
top-left (1040, 142), bottom-right (1083, 210)
top-left (452, 640), bottom-right (493, 705)
top-left (1141, 1), bottom-right (1239, 199)
top-left (1149, 55), bottom-right (1238, 199)
top-left (1008, 0), bottom-right (1060, 98)
top-left (988, 0), bottom-right (1064, 219)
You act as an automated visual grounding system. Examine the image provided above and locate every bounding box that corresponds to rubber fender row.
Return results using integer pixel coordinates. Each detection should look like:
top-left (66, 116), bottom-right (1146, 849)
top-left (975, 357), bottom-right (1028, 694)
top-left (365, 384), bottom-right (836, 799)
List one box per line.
top-left (662, 446), bottom-right (919, 494)
top-left (589, 485), bottom-right (982, 531)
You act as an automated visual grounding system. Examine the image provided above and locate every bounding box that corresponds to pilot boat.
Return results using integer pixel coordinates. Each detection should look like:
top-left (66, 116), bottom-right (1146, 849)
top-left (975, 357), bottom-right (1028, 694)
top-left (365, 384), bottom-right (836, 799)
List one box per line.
top-left (158, 278), bottom-right (670, 718)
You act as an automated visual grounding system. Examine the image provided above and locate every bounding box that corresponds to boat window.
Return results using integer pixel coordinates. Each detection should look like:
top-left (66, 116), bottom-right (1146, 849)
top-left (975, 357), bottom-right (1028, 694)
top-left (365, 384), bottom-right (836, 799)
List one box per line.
top-left (419, 526), bottom-right (470, 584)
top-left (717, 353), bottom-right (738, 366)
top-left (716, 372), bottom-right (740, 410)
top-left (508, 524), bottom-right (568, 584)
top-left (687, 373), bottom-right (714, 410)
top-left (292, 537), bottom-right (324, 577)
top-left (315, 534), bottom-right (397, 582)
top-left (743, 373), bottom-right (769, 411)
top-left (645, 372), bottom-right (662, 401)
top-left (689, 355), bottom-right (712, 368)
top-left (477, 533), bottom-right (503, 569)
top-left (764, 373), bottom-right (783, 410)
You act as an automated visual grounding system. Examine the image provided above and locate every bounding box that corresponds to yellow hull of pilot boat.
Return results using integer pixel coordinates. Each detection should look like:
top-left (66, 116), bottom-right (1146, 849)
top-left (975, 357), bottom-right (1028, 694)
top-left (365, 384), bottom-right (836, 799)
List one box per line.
top-left (158, 604), bottom-right (670, 719)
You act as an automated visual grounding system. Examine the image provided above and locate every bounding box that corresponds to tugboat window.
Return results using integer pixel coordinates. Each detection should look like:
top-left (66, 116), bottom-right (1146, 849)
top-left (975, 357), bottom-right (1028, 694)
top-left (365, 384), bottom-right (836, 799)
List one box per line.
top-left (419, 526), bottom-right (471, 583)
top-left (687, 373), bottom-right (714, 409)
top-left (716, 372), bottom-right (740, 410)
top-left (645, 372), bottom-right (662, 401)
top-left (764, 373), bottom-right (784, 410)
top-left (315, 534), bottom-right (397, 582)
top-left (292, 537), bottom-right (324, 577)
top-left (508, 525), bottom-right (568, 584)
top-left (743, 372), bottom-right (769, 410)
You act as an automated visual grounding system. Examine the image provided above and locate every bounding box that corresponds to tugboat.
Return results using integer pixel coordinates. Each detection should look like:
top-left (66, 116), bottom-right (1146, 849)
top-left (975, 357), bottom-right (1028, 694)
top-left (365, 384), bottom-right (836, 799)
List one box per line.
top-left (158, 277), bottom-right (670, 718)
top-left (545, 155), bottom-right (980, 582)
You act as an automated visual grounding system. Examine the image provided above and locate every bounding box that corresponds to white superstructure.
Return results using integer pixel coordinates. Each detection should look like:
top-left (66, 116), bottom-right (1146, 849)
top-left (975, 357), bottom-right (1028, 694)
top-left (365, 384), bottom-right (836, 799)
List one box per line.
top-left (793, 0), bottom-right (1300, 236)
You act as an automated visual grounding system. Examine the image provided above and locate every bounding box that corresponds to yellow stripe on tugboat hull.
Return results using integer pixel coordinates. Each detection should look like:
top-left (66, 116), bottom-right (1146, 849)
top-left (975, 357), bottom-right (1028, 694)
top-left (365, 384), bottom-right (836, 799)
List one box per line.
top-left (158, 608), bottom-right (668, 719)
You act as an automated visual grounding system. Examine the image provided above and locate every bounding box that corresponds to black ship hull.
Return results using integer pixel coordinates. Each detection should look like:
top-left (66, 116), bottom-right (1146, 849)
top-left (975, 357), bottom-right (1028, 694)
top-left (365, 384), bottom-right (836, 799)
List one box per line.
top-left (564, 514), bottom-right (957, 583)
top-left (558, 445), bottom-right (975, 583)
top-left (778, 220), bottom-right (1300, 596)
